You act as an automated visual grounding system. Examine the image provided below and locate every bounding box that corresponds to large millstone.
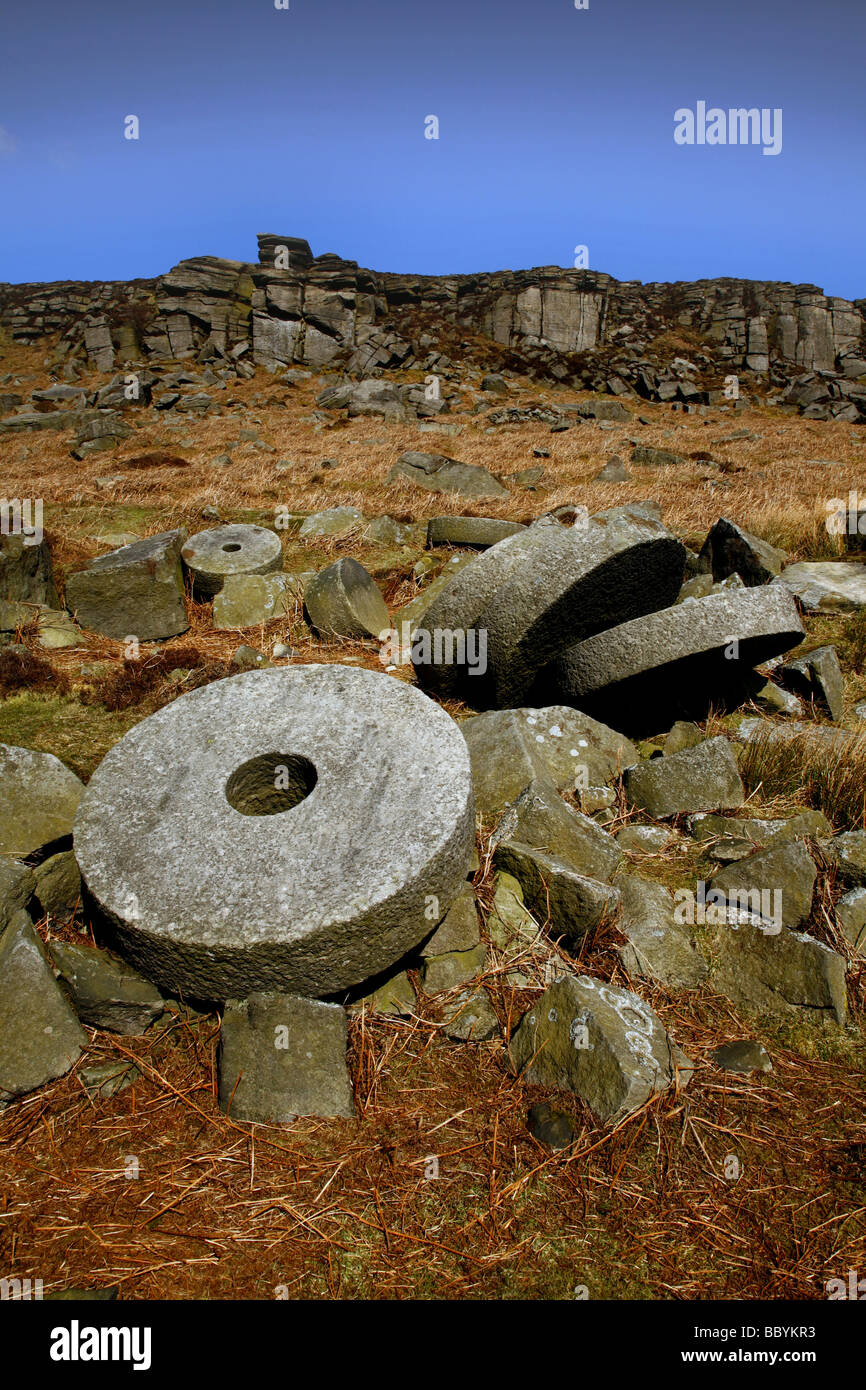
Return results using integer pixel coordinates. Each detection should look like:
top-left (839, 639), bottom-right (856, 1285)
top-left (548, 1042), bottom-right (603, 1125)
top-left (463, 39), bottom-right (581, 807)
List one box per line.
top-left (413, 513), bottom-right (685, 706)
top-left (545, 586), bottom-right (804, 733)
top-left (181, 524), bottom-right (283, 597)
top-left (73, 665), bottom-right (474, 1000)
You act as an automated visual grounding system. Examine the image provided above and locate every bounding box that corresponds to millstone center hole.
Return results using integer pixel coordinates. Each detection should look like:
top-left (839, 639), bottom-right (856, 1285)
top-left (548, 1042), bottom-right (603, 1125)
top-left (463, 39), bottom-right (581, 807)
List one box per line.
top-left (222, 543), bottom-right (242, 553)
top-left (225, 752), bottom-right (317, 816)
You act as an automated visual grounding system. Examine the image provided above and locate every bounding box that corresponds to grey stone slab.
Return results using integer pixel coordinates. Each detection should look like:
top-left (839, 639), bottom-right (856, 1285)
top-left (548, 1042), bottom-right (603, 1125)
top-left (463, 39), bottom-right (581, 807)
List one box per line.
top-left (0, 913), bottom-right (87, 1099)
top-left (65, 530), bottom-right (188, 640)
top-left (219, 993), bottom-right (354, 1120)
top-left (624, 737), bottom-right (744, 819)
top-left (0, 744), bottom-right (84, 856)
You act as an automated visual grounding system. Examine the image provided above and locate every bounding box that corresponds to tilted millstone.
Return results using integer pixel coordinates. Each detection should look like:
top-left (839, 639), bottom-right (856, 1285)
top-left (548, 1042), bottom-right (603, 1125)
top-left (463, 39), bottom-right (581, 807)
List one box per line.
top-left (544, 585), bottom-right (805, 733)
top-left (181, 523), bottom-right (283, 597)
top-left (304, 557), bottom-right (390, 639)
top-left (73, 665), bottom-right (475, 1001)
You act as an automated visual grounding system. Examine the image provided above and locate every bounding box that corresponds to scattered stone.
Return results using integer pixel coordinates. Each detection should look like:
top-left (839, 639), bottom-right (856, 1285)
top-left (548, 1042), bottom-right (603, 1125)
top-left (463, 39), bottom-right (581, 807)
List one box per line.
top-left (422, 942), bottom-right (487, 993)
top-left (480, 374), bottom-right (508, 394)
top-left (421, 882), bottom-right (480, 956)
top-left (827, 830), bottom-right (866, 885)
top-left (36, 609), bottom-right (82, 649)
top-left (510, 976), bottom-right (691, 1124)
top-left (74, 666), bottom-right (474, 1000)
top-left (493, 840), bottom-right (620, 943)
top-left (624, 737), bottom-right (744, 819)
top-left (708, 839), bottom-right (817, 930)
top-left (181, 524), bottom-right (283, 597)
top-left (298, 506), bottom-right (364, 539)
top-left (230, 644), bottom-right (270, 669)
top-left (698, 518), bottom-right (787, 586)
top-left (631, 444), bottom-right (690, 468)
top-left (219, 994), bottom-right (354, 1121)
top-left (506, 779), bottom-right (623, 882)
top-left (616, 875), bottom-right (708, 987)
top-left (426, 516), bottom-right (525, 548)
top-left (704, 920), bottom-right (846, 1024)
top-left (355, 969), bottom-right (416, 1016)
top-left (66, 530), bottom-right (189, 640)
top-left (33, 851), bottom-right (81, 917)
top-left (387, 450), bottom-right (508, 498)
top-left (780, 561), bottom-right (866, 612)
top-left (0, 744), bottom-right (84, 856)
top-left (836, 887), bottom-right (866, 952)
top-left (777, 645), bottom-right (844, 721)
top-left (595, 456), bottom-right (631, 482)
top-left (527, 1101), bottom-right (575, 1150)
top-left (710, 1040), bottom-right (772, 1074)
top-left (0, 914), bottom-right (87, 1100)
top-left (304, 558), bottom-right (389, 639)
top-left (364, 515), bottom-right (416, 546)
top-left (665, 721), bottom-right (705, 755)
top-left (48, 941), bottom-right (165, 1034)
top-left (212, 573), bottom-right (303, 629)
top-left (0, 858), bottom-right (35, 934)
top-left (616, 825), bottom-right (673, 854)
top-left (0, 532), bottom-right (59, 606)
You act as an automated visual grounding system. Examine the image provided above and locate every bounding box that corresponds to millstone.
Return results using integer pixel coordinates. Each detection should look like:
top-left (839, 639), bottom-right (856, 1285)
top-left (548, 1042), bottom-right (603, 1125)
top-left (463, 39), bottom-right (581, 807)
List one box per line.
top-left (73, 665), bottom-right (474, 1000)
top-left (545, 586), bottom-right (804, 732)
top-left (181, 524), bottom-right (283, 596)
top-left (304, 558), bottom-right (389, 639)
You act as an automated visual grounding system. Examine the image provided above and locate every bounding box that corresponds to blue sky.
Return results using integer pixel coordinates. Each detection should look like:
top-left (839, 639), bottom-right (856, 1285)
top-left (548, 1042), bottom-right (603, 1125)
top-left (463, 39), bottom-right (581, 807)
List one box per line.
top-left (1, 0), bottom-right (863, 296)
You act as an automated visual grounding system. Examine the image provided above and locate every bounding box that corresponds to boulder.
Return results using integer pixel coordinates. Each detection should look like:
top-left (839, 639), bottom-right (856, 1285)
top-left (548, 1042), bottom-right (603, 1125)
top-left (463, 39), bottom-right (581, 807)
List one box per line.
top-left (623, 737), bottom-right (745, 819)
top-left (827, 830), bottom-right (866, 885)
top-left (836, 887), bottom-right (866, 952)
top-left (462, 705), bottom-right (638, 820)
top-left (0, 913), bottom-right (87, 1099)
top-left (493, 840), bottom-right (620, 943)
top-left (703, 920), bottom-right (846, 1024)
top-left (422, 943), bottom-right (487, 993)
top-left (181, 524), bottom-right (283, 597)
top-left (420, 882), bottom-right (480, 957)
top-left (212, 573), bottom-right (303, 629)
top-left (219, 993), bottom-right (354, 1121)
top-left (510, 976), bottom-right (692, 1124)
top-left (616, 875), bottom-right (708, 987)
top-left (777, 645), bottom-right (844, 722)
top-left (74, 665), bottom-right (474, 1000)
top-left (48, 941), bottom-right (164, 1034)
top-left (65, 530), bottom-right (189, 640)
top-left (505, 779), bottom-right (623, 882)
top-left (0, 744), bottom-right (84, 856)
top-left (547, 586), bottom-right (804, 733)
top-left (780, 561), bottom-right (866, 612)
top-left (304, 558), bottom-right (389, 639)
top-left (711, 1040), bottom-right (772, 1073)
top-left (0, 858), bottom-right (35, 934)
top-left (697, 518), bottom-right (787, 586)
top-left (387, 450), bottom-right (508, 498)
top-left (33, 851), bottom-right (81, 917)
top-left (630, 444), bottom-right (690, 468)
top-left (595, 456), bottom-right (631, 482)
top-left (426, 517), bottom-right (525, 548)
top-left (0, 533), bottom-right (59, 606)
top-left (708, 839), bottom-right (817, 930)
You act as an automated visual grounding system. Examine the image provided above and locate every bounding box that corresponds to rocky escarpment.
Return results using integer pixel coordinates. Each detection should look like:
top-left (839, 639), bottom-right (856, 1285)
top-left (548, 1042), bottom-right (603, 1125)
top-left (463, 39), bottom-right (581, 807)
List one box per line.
top-left (1, 234), bottom-right (864, 418)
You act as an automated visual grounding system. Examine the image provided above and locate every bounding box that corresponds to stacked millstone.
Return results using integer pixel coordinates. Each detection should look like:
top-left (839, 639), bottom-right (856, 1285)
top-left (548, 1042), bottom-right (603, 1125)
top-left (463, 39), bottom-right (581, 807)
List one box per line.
top-left (71, 665), bottom-right (475, 1121)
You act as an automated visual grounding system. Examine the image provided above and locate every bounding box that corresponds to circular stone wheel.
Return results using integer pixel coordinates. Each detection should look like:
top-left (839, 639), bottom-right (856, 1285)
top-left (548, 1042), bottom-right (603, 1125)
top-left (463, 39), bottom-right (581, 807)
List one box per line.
top-left (73, 665), bottom-right (475, 1001)
top-left (181, 524), bottom-right (283, 596)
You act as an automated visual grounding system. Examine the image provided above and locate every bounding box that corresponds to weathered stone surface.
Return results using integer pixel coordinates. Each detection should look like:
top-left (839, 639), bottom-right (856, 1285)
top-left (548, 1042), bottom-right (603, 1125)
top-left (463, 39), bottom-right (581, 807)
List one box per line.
top-left (33, 851), bottom-right (81, 917)
top-left (548, 587), bottom-right (804, 732)
top-left (298, 507), bottom-right (363, 539)
top-left (48, 941), bottom-right (164, 1035)
top-left (631, 444), bottom-right (690, 468)
top-left (827, 830), bottom-right (866, 885)
top-left (616, 824), bottom-right (674, 854)
top-left (354, 969), bottom-right (416, 1017)
top-left (836, 887), bottom-right (866, 952)
top-left (506, 779), bottom-right (622, 882)
top-left (181, 524), bottom-right (283, 597)
top-left (493, 840), bottom-right (620, 943)
top-left (74, 665), bottom-right (474, 1000)
top-left (387, 450), bottom-right (508, 498)
top-left (66, 530), bottom-right (188, 640)
top-left (420, 882), bottom-right (479, 957)
top-left (527, 1100), bottom-right (575, 1149)
top-left (393, 553), bottom-right (476, 635)
top-left (426, 516), bottom-right (525, 548)
top-left (616, 875), bottom-right (708, 987)
top-left (442, 987), bottom-right (499, 1041)
top-left (703, 921), bottom-right (846, 1024)
top-left (36, 608), bottom-right (82, 649)
top-left (0, 744), bottom-right (84, 856)
top-left (711, 1040), bottom-right (772, 1073)
top-left (624, 737), bottom-right (744, 819)
top-left (219, 993), bottom-right (354, 1121)
top-left (698, 518), bottom-right (788, 586)
top-left (0, 533), bottom-right (59, 606)
top-left (479, 513), bottom-right (686, 708)
top-left (422, 942), bottom-right (487, 993)
top-left (0, 913), bottom-right (86, 1099)
top-left (690, 810), bottom-right (831, 860)
top-left (212, 573), bottom-right (303, 629)
top-left (510, 976), bottom-right (691, 1124)
top-left (708, 839), bottom-right (817, 930)
top-left (462, 705), bottom-right (638, 820)
top-left (0, 858), bottom-right (35, 934)
top-left (780, 561), bottom-right (866, 612)
top-left (595, 456), bottom-right (631, 482)
top-left (304, 558), bottom-right (389, 639)
top-left (777, 645), bottom-right (844, 721)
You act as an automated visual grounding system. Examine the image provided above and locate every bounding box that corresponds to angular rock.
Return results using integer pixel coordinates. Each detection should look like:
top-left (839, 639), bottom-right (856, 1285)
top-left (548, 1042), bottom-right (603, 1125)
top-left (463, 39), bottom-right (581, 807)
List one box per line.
top-left (827, 830), bottom-right (866, 885)
top-left (703, 920), bottom-right (846, 1024)
top-left (354, 969), bottom-right (416, 1017)
top-left (304, 558), bottom-right (389, 639)
top-left (493, 840), bottom-right (620, 943)
top-left (690, 810), bottom-right (831, 861)
top-left (181, 524), bottom-right (283, 597)
top-left (510, 976), bottom-right (691, 1124)
top-left (426, 516), bottom-right (525, 548)
top-left (422, 942), bottom-right (487, 993)
top-left (0, 858), bottom-right (35, 934)
top-left (387, 450), bottom-right (508, 498)
top-left (631, 444), bottom-right (690, 468)
top-left (595, 456), bottom-right (631, 482)
top-left (623, 737), bottom-right (745, 819)
top-left (708, 839), bottom-right (817, 931)
top-left (780, 561), bottom-right (866, 613)
top-left (616, 874), bottom-right (708, 987)
top-left (615, 824), bottom-right (673, 854)
top-left (48, 941), bottom-right (164, 1034)
top-left (698, 518), bottom-right (787, 586)
top-left (0, 533), bottom-right (59, 606)
top-left (219, 993), bottom-right (354, 1121)
top-left (442, 987), bottom-right (499, 1041)
top-left (74, 665), bottom-right (474, 1000)
top-left (66, 530), bottom-right (189, 640)
top-left (298, 507), bottom-right (364, 539)
top-left (711, 1040), bottom-right (772, 1073)
top-left (0, 913), bottom-right (87, 1099)
top-left (33, 851), bottom-right (81, 917)
top-left (548, 587), bottom-right (804, 733)
top-left (0, 744), bottom-right (84, 856)
top-left (505, 779), bottom-right (622, 883)
top-left (212, 573), bottom-right (303, 629)
top-left (421, 882), bottom-right (480, 957)
top-left (777, 645), bottom-right (844, 722)
top-left (836, 887), bottom-right (866, 952)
